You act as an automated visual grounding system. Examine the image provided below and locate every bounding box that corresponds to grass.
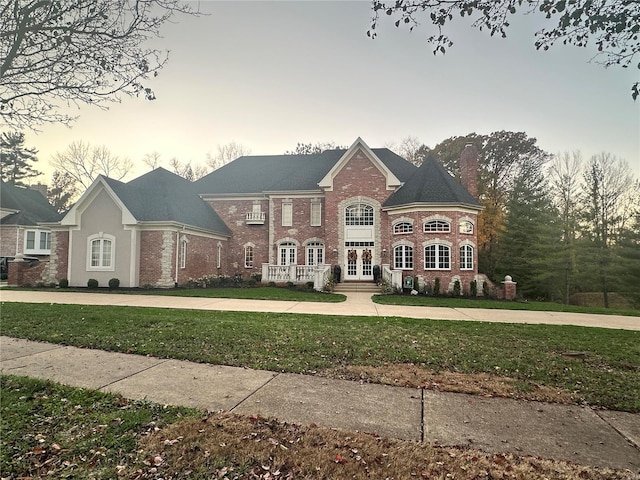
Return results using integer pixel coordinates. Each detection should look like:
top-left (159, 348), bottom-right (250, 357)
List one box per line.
top-left (2, 302), bottom-right (639, 412)
top-left (1, 376), bottom-right (632, 480)
top-left (373, 294), bottom-right (640, 316)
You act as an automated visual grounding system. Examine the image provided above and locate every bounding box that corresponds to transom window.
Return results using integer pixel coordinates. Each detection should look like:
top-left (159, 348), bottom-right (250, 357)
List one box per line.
top-left (306, 242), bottom-right (324, 266)
top-left (394, 245), bottom-right (413, 270)
top-left (460, 221), bottom-right (474, 234)
top-left (345, 203), bottom-right (374, 226)
top-left (279, 242), bottom-right (297, 265)
top-left (393, 222), bottom-right (413, 234)
top-left (460, 245), bottom-right (474, 270)
top-left (424, 220), bottom-right (450, 233)
top-left (424, 244), bottom-right (450, 270)
top-left (87, 234), bottom-right (114, 271)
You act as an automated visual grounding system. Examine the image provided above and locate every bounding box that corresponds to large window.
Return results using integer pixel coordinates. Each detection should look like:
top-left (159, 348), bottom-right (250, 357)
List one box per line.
top-left (244, 245), bottom-right (254, 268)
top-left (424, 220), bottom-right (450, 233)
top-left (279, 242), bottom-right (297, 265)
top-left (393, 222), bottom-right (413, 234)
top-left (282, 201), bottom-right (293, 226)
top-left (24, 230), bottom-right (51, 254)
top-left (394, 245), bottom-right (413, 270)
top-left (345, 203), bottom-right (374, 226)
top-left (310, 200), bottom-right (322, 226)
top-left (306, 242), bottom-right (324, 266)
top-left (460, 245), bottom-right (474, 270)
top-left (424, 244), bottom-right (450, 270)
top-left (87, 234), bottom-right (114, 270)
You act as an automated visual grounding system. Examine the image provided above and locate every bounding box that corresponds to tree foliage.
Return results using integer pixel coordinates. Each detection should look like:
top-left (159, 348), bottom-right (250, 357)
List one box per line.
top-left (0, 0), bottom-right (199, 129)
top-left (0, 131), bottom-right (40, 185)
top-left (206, 142), bottom-right (251, 171)
top-left (169, 157), bottom-right (208, 182)
top-left (285, 142), bottom-right (347, 155)
top-left (50, 140), bottom-right (132, 189)
top-left (369, 0), bottom-right (640, 99)
top-left (47, 170), bottom-right (77, 213)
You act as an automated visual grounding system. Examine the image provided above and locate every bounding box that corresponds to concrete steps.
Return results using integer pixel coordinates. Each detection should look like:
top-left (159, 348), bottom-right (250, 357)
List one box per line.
top-left (333, 281), bottom-right (381, 294)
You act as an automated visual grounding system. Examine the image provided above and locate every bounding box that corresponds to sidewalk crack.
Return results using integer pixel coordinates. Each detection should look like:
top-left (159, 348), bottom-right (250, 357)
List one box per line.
top-left (229, 372), bottom-right (280, 412)
top-left (97, 358), bottom-right (172, 391)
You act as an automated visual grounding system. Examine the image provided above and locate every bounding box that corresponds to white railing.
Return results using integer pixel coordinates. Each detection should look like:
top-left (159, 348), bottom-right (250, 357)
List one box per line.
top-left (382, 264), bottom-right (402, 290)
top-left (261, 263), bottom-right (331, 291)
top-left (245, 211), bottom-right (266, 224)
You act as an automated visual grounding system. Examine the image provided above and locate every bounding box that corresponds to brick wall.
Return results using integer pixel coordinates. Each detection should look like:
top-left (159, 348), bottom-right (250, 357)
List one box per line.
top-left (176, 233), bottom-right (227, 285)
top-left (0, 226), bottom-right (18, 257)
top-left (8, 259), bottom-right (49, 286)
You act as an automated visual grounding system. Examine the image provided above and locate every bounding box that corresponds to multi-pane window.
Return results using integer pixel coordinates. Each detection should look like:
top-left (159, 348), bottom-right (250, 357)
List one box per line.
top-left (310, 200), bottom-right (322, 226)
top-left (217, 243), bottom-right (222, 268)
top-left (459, 221), bottom-right (474, 234)
top-left (282, 201), bottom-right (293, 226)
top-left (424, 220), bottom-right (450, 233)
top-left (306, 242), bottom-right (324, 265)
top-left (345, 204), bottom-right (374, 226)
top-left (394, 245), bottom-right (413, 270)
top-left (393, 222), bottom-right (413, 234)
top-left (244, 245), bottom-right (254, 268)
top-left (88, 236), bottom-right (113, 270)
top-left (279, 242), bottom-right (297, 265)
top-left (180, 239), bottom-right (187, 269)
top-left (460, 245), bottom-right (474, 270)
top-left (24, 230), bottom-right (51, 254)
top-left (424, 244), bottom-right (451, 270)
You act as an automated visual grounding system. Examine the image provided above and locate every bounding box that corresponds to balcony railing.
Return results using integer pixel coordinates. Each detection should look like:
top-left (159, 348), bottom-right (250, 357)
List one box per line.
top-left (261, 263), bottom-right (331, 291)
top-left (245, 211), bottom-right (266, 225)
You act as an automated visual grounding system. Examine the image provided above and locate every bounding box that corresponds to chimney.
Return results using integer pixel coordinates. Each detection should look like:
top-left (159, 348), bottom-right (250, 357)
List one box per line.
top-left (29, 183), bottom-right (48, 198)
top-left (459, 143), bottom-right (478, 198)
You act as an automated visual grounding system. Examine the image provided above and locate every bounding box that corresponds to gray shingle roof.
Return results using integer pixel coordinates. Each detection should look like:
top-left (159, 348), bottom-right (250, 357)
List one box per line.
top-left (102, 168), bottom-right (231, 235)
top-left (194, 148), bottom-right (417, 194)
top-left (383, 155), bottom-right (481, 208)
top-left (0, 181), bottom-right (61, 225)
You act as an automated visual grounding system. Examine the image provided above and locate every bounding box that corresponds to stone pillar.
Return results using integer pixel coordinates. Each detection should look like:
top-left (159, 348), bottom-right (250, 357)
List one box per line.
top-left (501, 275), bottom-right (517, 300)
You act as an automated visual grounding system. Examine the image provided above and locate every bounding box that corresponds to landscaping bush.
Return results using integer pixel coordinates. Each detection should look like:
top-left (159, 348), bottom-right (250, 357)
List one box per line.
top-left (470, 279), bottom-right (477, 297)
top-left (250, 273), bottom-right (262, 283)
top-left (434, 278), bottom-right (441, 296)
top-left (58, 278), bottom-right (69, 288)
top-left (87, 278), bottom-right (99, 288)
top-left (453, 280), bottom-right (461, 297)
top-left (108, 278), bottom-right (120, 290)
top-left (483, 280), bottom-right (490, 298)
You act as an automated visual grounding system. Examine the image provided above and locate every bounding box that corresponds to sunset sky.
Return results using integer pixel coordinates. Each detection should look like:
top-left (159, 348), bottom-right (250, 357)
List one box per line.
top-left (19, 1), bottom-right (640, 180)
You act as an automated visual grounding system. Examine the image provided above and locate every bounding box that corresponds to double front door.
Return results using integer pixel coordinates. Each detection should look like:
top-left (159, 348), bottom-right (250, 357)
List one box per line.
top-left (344, 247), bottom-right (374, 281)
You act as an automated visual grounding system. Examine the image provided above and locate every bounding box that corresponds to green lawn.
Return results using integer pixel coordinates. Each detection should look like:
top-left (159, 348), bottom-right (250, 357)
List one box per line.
top-left (2, 302), bottom-right (638, 412)
top-left (373, 294), bottom-right (640, 316)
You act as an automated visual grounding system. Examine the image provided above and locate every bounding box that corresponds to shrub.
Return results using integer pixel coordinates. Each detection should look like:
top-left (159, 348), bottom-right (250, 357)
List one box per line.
top-left (268, 281), bottom-right (276, 288)
top-left (453, 280), bottom-right (461, 296)
top-left (306, 281), bottom-right (315, 290)
top-left (245, 278), bottom-right (257, 287)
top-left (483, 280), bottom-right (490, 298)
top-left (251, 273), bottom-right (262, 283)
top-left (434, 278), bottom-right (441, 296)
top-left (108, 278), bottom-right (120, 290)
top-left (58, 278), bottom-right (69, 288)
top-left (286, 281), bottom-right (295, 289)
top-left (470, 280), bottom-right (477, 297)
top-left (87, 278), bottom-right (99, 288)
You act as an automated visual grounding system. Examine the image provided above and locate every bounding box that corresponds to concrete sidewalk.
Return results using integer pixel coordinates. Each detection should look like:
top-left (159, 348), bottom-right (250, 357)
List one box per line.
top-left (1, 289), bottom-right (639, 330)
top-left (1, 336), bottom-right (639, 472)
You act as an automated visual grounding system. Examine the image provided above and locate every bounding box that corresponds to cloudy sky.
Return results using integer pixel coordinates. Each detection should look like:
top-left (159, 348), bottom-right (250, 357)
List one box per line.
top-left (22, 0), bottom-right (640, 180)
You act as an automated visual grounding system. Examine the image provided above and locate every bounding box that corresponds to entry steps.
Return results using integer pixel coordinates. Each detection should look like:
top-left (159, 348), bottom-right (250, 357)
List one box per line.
top-left (333, 281), bottom-right (381, 294)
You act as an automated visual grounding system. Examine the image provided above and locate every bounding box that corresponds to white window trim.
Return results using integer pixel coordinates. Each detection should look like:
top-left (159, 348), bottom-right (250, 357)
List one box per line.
top-left (460, 244), bottom-right (474, 270)
top-left (244, 244), bottom-right (254, 268)
top-left (424, 220), bottom-right (451, 233)
top-left (87, 233), bottom-right (115, 271)
top-left (278, 242), bottom-right (297, 266)
top-left (217, 242), bottom-right (222, 268)
top-left (310, 200), bottom-right (322, 227)
top-left (459, 218), bottom-right (475, 234)
top-left (305, 241), bottom-right (324, 266)
top-left (180, 238), bottom-right (188, 269)
top-left (393, 221), bottom-right (414, 235)
top-left (424, 244), bottom-right (451, 271)
top-left (282, 200), bottom-right (293, 227)
top-left (24, 229), bottom-right (51, 255)
top-left (393, 244), bottom-right (414, 270)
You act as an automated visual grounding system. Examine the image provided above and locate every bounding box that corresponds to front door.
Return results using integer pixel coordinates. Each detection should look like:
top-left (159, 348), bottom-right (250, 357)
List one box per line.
top-left (344, 247), bottom-right (374, 281)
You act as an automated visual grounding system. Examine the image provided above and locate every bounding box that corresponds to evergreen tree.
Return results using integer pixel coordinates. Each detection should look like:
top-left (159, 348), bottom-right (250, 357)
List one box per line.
top-left (47, 171), bottom-right (77, 213)
top-left (0, 131), bottom-right (41, 185)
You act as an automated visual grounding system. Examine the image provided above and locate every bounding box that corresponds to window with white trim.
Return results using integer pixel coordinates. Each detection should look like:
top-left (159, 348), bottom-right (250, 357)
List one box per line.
top-left (87, 234), bottom-right (114, 271)
top-left (424, 220), bottom-right (450, 233)
top-left (244, 245), bottom-right (254, 268)
top-left (459, 220), bottom-right (474, 234)
top-left (394, 245), bottom-right (413, 270)
top-left (393, 222), bottom-right (413, 234)
top-left (279, 242), bottom-right (297, 265)
top-left (460, 245), bottom-right (474, 270)
top-left (424, 244), bottom-right (451, 270)
top-left (217, 243), bottom-right (222, 268)
top-left (310, 200), bottom-right (322, 226)
top-left (282, 201), bottom-right (292, 226)
top-left (24, 230), bottom-right (51, 254)
top-left (345, 203), bottom-right (374, 225)
top-left (180, 239), bottom-right (187, 269)
top-left (306, 242), bottom-right (324, 266)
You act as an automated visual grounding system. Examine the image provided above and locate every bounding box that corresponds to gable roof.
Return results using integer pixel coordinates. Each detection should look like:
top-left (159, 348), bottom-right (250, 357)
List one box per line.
top-left (0, 181), bottom-right (61, 226)
top-left (63, 169), bottom-right (231, 236)
top-left (194, 145), bottom-right (416, 195)
top-left (383, 155), bottom-right (481, 209)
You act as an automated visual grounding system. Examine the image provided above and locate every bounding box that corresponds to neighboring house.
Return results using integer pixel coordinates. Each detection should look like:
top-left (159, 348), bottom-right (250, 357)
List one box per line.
top-left (44, 137), bottom-right (487, 292)
top-left (0, 181), bottom-right (61, 258)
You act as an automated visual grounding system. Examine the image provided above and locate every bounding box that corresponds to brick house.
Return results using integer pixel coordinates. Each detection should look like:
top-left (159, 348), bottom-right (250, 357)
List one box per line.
top-left (36, 138), bottom-right (486, 292)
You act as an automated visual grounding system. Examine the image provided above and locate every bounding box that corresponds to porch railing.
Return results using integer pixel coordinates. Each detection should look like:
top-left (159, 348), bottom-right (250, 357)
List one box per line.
top-left (262, 263), bottom-right (331, 291)
top-left (382, 264), bottom-right (402, 290)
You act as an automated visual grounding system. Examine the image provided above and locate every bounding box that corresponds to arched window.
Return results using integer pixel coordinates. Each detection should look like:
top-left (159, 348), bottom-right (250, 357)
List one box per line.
top-left (345, 203), bottom-right (374, 226)
top-left (460, 245), bottom-right (474, 270)
top-left (87, 234), bottom-right (114, 270)
top-left (424, 244), bottom-right (451, 270)
top-left (459, 220), bottom-right (474, 234)
top-left (279, 242), bottom-right (297, 266)
top-left (424, 220), bottom-right (450, 233)
top-left (393, 222), bottom-right (413, 234)
top-left (394, 245), bottom-right (413, 270)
